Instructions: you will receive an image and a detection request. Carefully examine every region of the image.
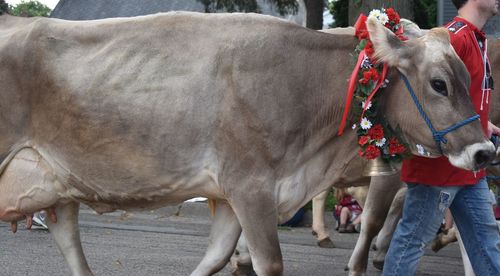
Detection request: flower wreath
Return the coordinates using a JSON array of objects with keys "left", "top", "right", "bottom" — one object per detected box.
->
[{"left": 339, "top": 8, "right": 410, "bottom": 162}]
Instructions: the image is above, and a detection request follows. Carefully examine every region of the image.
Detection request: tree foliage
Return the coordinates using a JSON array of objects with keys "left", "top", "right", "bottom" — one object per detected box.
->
[
  {"left": 197, "top": 0, "right": 298, "bottom": 16},
  {"left": 329, "top": 0, "right": 437, "bottom": 29},
  {"left": 0, "top": 0, "right": 8, "bottom": 14},
  {"left": 327, "top": 0, "right": 348, "bottom": 27},
  {"left": 413, "top": 0, "right": 437, "bottom": 28},
  {"left": 9, "top": 0, "right": 51, "bottom": 17}
]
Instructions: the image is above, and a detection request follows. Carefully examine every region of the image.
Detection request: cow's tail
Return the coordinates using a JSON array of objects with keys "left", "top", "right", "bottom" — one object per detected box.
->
[{"left": 207, "top": 198, "right": 217, "bottom": 217}]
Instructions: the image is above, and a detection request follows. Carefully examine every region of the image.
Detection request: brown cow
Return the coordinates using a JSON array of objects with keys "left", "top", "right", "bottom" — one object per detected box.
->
[
  {"left": 349, "top": 37, "right": 500, "bottom": 275},
  {"left": 0, "top": 12, "right": 495, "bottom": 276}
]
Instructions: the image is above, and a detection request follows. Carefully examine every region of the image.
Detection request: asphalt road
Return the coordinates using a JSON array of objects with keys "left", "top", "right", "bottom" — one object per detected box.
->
[{"left": 0, "top": 202, "right": 465, "bottom": 275}]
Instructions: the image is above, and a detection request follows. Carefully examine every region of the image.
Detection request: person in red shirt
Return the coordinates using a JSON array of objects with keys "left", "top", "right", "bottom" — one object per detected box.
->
[{"left": 383, "top": 1, "right": 500, "bottom": 275}]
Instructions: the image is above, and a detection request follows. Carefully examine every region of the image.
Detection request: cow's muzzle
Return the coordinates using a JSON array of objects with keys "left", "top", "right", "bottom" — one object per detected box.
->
[{"left": 449, "top": 141, "right": 496, "bottom": 171}]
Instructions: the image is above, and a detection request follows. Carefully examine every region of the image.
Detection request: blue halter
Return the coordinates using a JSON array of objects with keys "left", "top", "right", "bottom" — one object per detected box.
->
[{"left": 399, "top": 72, "right": 480, "bottom": 154}]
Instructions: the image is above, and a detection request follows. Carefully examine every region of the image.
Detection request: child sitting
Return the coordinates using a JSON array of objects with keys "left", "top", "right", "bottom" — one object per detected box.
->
[{"left": 334, "top": 188, "right": 363, "bottom": 233}]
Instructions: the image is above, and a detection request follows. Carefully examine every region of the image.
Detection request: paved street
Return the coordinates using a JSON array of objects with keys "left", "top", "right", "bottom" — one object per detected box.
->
[{"left": 0, "top": 202, "right": 464, "bottom": 275}]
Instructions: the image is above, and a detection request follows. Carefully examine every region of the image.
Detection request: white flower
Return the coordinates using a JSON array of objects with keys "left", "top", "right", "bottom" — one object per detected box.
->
[
  {"left": 352, "top": 124, "right": 357, "bottom": 130},
  {"left": 368, "top": 9, "right": 381, "bottom": 21},
  {"left": 362, "top": 100, "right": 372, "bottom": 110},
  {"left": 375, "top": 138, "right": 386, "bottom": 147},
  {"left": 416, "top": 144, "right": 425, "bottom": 155},
  {"left": 378, "top": 13, "right": 389, "bottom": 25},
  {"left": 360, "top": 117, "right": 372, "bottom": 130},
  {"left": 381, "top": 79, "right": 389, "bottom": 88},
  {"left": 368, "top": 9, "right": 389, "bottom": 26},
  {"left": 361, "top": 56, "right": 372, "bottom": 69}
]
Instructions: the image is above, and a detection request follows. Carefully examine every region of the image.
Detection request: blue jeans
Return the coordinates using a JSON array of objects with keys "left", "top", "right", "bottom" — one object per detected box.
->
[{"left": 383, "top": 178, "right": 500, "bottom": 276}]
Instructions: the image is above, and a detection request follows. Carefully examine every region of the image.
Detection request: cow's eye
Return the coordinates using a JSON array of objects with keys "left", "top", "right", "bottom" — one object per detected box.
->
[{"left": 430, "top": 79, "right": 448, "bottom": 96}]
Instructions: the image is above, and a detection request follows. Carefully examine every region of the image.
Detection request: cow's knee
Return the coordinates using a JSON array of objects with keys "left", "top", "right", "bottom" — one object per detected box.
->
[{"left": 264, "top": 261, "right": 283, "bottom": 276}]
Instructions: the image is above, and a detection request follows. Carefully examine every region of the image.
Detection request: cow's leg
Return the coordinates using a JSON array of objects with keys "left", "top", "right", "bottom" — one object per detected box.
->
[
  {"left": 230, "top": 193, "right": 282, "bottom": 276},
  {"left": 191, "top": 200, "right": 241, "bottom": 276},
  {"left": 372, "top": 186, "right": 406, "bottom": 270},
  {"left": 47, "top": 201, "right": 92, "bottom": 276},
  {"left": 230, "top": 233, "right": 256, "bottom": 276},
  {"left": 431, "top": 226, "right": 458, "bottom": 252},
  {"left": 347, "top": 174, "right": 402, "bottom": 276},
  {"left": 311, "top": 189, "right": 334, "bottom": 248}
]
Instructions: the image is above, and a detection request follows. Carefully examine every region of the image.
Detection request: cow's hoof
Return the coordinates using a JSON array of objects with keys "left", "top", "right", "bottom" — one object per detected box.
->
[
  {"left": 317, "top": 237, "right": 335, "bottom": 248},
  {"left": 373, "top": 259, "right": 384, "bottom": 271},
  {"left": 231, "top": 264, "right": 257, "bottom": 276},
  {"left": 431, "top": 238, "right": 444, "bottom": 252}
]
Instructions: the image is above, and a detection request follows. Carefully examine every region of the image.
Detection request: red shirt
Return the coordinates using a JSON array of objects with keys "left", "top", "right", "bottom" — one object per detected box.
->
[
  {"left": 334, "top": 195, "right": 362, "bottom": 218},
  {"left": 400, "top": 17, "right": 492, "bottom": 186}
]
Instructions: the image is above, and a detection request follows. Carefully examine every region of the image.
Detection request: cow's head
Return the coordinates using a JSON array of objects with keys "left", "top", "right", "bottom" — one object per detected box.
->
[{"left": 366, "top": 17, "right": 495, "bottom": 170}]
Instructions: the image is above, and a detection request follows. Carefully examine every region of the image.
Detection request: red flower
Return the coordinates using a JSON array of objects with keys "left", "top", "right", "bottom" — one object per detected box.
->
[
  {"left": 357, "top": 30, "right": 369, "bottom": 40},
  {"left": 359, "top": 77, "right": 370, "bottom": 85},
  {"left": 368, "top": 124, "right": 384, "bottom": 140},
  {"left": 368, "top": 67, "right": 379, "bottom": 81},
  {"left": 363, "top": 145, "right": 381, "bottom": 160},
  {"left": 358, "top": 135, "right": 370, "bottom": 146},
  {"left": 354, "top": 14, "right": 369, "bottom": 40},
  {"left": 388, "top": 138, "right": 406, "bottom": 154},
  {"left": 364, "top": 40, "right": 375, "bottom": 58},
  {"left": 385, "top": 8, "right": 400, "bottom": 25},
  {"left": 359, "top": 67, "right": 379, "bottom": 85}
]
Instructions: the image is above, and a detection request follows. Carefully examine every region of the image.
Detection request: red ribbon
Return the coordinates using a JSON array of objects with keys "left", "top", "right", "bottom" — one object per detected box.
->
[
  {"left": 337, "top": 49, "right": 366, "bottom": 136},
  {"left": 354, "top": 14, "right": 368, "bottom": 40},
  {"left": 338, "top": 14, "right": 368, "bottom": 136},
  {"left": 360, "top": 63, "right": 388, "bottom": 119},
  {"left": 337, "top": 14, "right": 404, "bottom": 136}
]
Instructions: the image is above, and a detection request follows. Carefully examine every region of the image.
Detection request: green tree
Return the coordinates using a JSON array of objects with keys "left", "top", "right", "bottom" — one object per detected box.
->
[
  {"left": 0, "top": 0, "right": 8, "bottom": 14},
  {"left": 196, "top": 0, "right": 324, "bottom": 30},
  {"left": 328, "top": 0, "right": 348, "bottom": 27},
  {"left": 413, "top": 0, "right": 437, "bottom": 28},
  {"left": 329, "top": 0, "right": 436, "bottom": 28},
  {"left": 348, "top": 0, "right": 414, "bottom": 25},
  {"left": 9, "top": 0, "right": 51, "bottom": 17}
]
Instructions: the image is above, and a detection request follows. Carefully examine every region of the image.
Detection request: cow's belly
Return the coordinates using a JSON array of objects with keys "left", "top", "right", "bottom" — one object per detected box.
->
[
  {"left": 77, "top": 168, "right": 221, "bottom": 214},
  {"left": 0, "top": 146, "right": 222, "bottom": 219}
]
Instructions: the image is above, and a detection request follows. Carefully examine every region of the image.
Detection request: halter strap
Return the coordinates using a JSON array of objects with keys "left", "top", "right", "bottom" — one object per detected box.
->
[{"left": 399, "top": 73, "right": 480, "bottom": 153}]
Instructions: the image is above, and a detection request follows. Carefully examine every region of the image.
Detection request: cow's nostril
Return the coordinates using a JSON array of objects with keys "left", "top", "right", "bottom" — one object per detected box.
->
[{"left": 474, "top": 149, "right": 495, "bottom": 169}]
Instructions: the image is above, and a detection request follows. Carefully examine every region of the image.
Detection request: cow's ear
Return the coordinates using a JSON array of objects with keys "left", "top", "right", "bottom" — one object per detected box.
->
[
  {"left": 366, "top": 17, "right": 410, "bottom": 70},
  {"left": 426, "top": 27, "right": 450, "bottom": 45},
  {"left": 401, "top": 18, "right": 425, "bottom": 39}
]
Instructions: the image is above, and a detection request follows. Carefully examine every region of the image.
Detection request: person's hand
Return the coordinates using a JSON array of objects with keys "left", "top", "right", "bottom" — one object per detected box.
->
[{"left": 487, "top": 121, "right": 500, "bottom": 138}]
